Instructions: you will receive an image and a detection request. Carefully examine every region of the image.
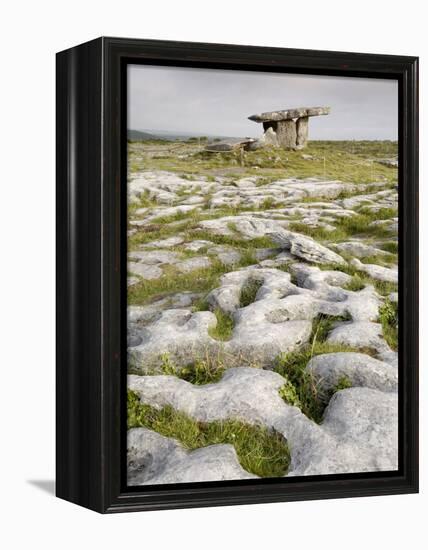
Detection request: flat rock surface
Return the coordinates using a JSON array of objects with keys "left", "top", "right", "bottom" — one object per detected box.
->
[
  {"left": 128, "top": 428, "right": 256, "bottom": 485},
  {"left": 306, "top": 352, "right": 398, "bottom": 393}
]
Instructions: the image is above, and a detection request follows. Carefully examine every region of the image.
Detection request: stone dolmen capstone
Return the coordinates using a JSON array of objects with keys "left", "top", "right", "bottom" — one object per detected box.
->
[{"left": 248, "top": 106, "right": 330, "bottom": 150}]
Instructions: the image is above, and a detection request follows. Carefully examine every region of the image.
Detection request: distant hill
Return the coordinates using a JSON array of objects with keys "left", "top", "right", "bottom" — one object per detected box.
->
[
  {"left": 127, "top": 129, "right": 161, "bottom": 141},
  {"left": 129, "top": 128, "right": 247, "bottom": 141}
]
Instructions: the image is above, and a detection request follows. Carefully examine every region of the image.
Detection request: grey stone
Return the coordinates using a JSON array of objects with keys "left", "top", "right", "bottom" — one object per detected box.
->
[
  {"left": 248, "top": 107, "right": 330, "bottom": 123},
  {"left": 290, "top": 264, "right": 381, "bottom": 321},
  {"left": 335, "top": 241, "right": 391, "bottom": 259},
  {"left": 127, "top": 276, "right": 139, "bottom": 287},
  {"left": 128, "top": 250, "right": 179, "bottom": 265},
  {"left": 389, "top": 292, "right": 398, "bottom": 303},
  {"left": 128, "top": 292, "right": 202, "bottom": 327},
  {"left": 274, "top": 119, "right": 297, "bottom": 149},
  {"left": 351, "top": 258, "right": 398, "bottom": 283},
  {"left": 179, "top": 195, "right": 205, "bottom": 205},
  {"left": 205, "top": 138, "right": 255, "bottom": 152},
  {"left": 306, "top": 352, "right": 398, "bottom": 393},
  {"left": 327, "top": 321, "right": 392, "bottom": 354},
  {"left": 287, "top": 387, "right": 398, "bottom": 475},
  {"left": 248, "top": 127, "right": 279, "bottom": 150},
  {"left": 175, "top": 256, "right": 211, "bottom": 272},
  {"left": 254, "top": 248, "right": 279, "bottom": 261},
  {"left": 377, "top": 158, "right": 398, "bottom": 168},
  {"left": 128, "top": 367, "right": 297, "bottom": 426},
  {"left": 128, "top": 309, "right": 217, "bottom": 372},
  {"left": 207, "top": 268, "right": 294, "bottom": 314},
  {"left": 230, "top": 298, "right": 313, "bottom": 365},
  {"left": 128, "top": 262, "right": 163, "bottom": 280},
  {"left": 142, "top": 236, "right": 184, "bottom": 248},
  {"left": 322, "top": 388, "right": 398, "bottom": 469},
  {"left": 296, "top": 117, "right": 309, "bottom": 149},
  {"left": 270, "top": 229, "right": 347, "bottom": 265},
  {"left": 199, "top": 215, "right": 285, "bottom": 239},
  {"left": 208, "top": 246, "right": 241, "bottom": 266},
  {"left": 128, "top": 428, "right": 256, "bottom": 485},
  {"left": 183, "top": 239, "right": 213, "bottom": 252}
]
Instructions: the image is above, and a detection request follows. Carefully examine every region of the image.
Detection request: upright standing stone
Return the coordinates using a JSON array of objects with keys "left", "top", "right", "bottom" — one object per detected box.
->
[
  {"left": 296, "top": 116, "right": 309, "bottom": 149},
  {"left": 276, "top": 120, "right": 297, "bottom": 148}
]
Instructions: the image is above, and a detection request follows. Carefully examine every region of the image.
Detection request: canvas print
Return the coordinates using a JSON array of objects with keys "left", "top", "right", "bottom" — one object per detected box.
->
[{"left": 126, "top": 65, "right": 398, "bottom": 486}]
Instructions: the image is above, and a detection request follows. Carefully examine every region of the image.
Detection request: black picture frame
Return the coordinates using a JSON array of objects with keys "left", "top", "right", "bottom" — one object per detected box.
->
[{"left": 56, "top": 36, "right": 419, "bottom": 514}]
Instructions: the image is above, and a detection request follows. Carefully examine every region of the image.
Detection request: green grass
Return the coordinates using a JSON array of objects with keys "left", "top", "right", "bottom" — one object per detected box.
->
[
  {"left": 318, "top": 262, "right": 398, "bottom": 296},
  {"left": 343, "top": 274, "right": 366, "bottom": 291},
  {"left": 128, "top": 391, "right": 291, "bottom": 477},
  {"left": 288, "top": 222, "right": 347, "bottom": 242},
  {"left": 128, "top": 140, "right": 398, "bottom": 185},
  {"left": 310, "top": 312, "right": 351, "bottom": 341},
  {"left": 150, "top": 209, "right": 202, "bottom": 225},
  {"left": 128, "top": 232, "right": 277, "bottom": 306},
  {"left": 128, "top": 191, "right": 158, "bottom": 218},
  {"left": 261, "top": 197, "right": 277, "bottom": 209},
  {"left": 333, "top": 376, "right": 353, "bottom": 393},
  {"left": 208, "top": 308, "right": 234, "bottom": 341},
  {"left": 359, "top": 254, "right": 396, "bottom": 267},
  {"left": 186, "top": 229, "right": 276, "bottom": 251},
  {"left": 128, "top": 220, "right": 190, "bottom": 250},
  {"left": 334, "top": 212, "right": 393, "bottom": 238},
  {"left": 239, "top": 279, "right": 263, "bottom": 307},
  {"left": 159, "top": 352, "right": 226, "bottom": 385},
  {"left": 358, "top": 206, "right": 397, "bottom": 220},
  {"left": 128, "top": 253, "right": 257, "bottom": 306},
  {"left": 289, "top": 208, "right": 395, "bottom": 243},
  {"left": 378, "top": 299, "right": 398, "bottom": 350},
  {"left": 274, "top": 313, "right": 376, "bottom": 423},
  {"left": 379, "top": 241, "right": 398, "bottom": 254},
  {"left": 128, "top": 261, "right": 224, "bottom": 305},
  {"left": 341, "top": 272, "right": 398, "bottom": 296},
  {"left": 278, "top": 380, "right": 302, "bottom": 409},
  {"left": 374, "top": 280, "right": 398, "bottom": 296}
]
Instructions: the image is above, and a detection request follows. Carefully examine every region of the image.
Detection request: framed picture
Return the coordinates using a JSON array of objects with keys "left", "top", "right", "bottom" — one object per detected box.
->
[{"left": 56, "top": 37, "right": 418, "bottom": 513}]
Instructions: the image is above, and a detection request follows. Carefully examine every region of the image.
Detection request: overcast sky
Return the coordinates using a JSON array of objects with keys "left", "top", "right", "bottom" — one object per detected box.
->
[{"left": 128, "top": 64, "right": 398, "bottom": 140}]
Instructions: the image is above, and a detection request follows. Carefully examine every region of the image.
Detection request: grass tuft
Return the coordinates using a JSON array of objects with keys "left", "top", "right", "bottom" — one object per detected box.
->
[
  {"left": 159, "top": 352, "right": 226, "bottom": 385},
  {"left": 343, "top": 274, "right": 366, "bottom": 291},
  {"left": 332, "top": 375, "right": 353, "bottom": 393},
  {"left": 310, "top": 313, "right": 352, "bottom": 344},
  {"left": 378, "top": 299, "right": 398, "bottom": 350},
  {"left": 239, "top": 279, "right": 263, "bottom": 307},
  {"left": 208, "top": 308, "right": 234, "bottom": 341},
  {"left": 379, "top": 241, "right": 398, "bottom": 254}
]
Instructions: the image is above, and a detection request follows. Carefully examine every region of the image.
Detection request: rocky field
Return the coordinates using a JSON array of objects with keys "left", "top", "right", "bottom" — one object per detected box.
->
[{"left": 126, "top": 140, "right": 398, "bottom": 485}]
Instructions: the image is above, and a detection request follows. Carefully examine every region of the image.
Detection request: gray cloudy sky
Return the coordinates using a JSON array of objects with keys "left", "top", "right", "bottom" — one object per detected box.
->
[{"left": 128, "top": 64, "right": 398, "bottom": 140}]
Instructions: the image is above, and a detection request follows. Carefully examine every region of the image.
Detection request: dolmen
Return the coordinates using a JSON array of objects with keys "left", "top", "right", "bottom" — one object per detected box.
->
[{"left": 248, "top": 106, "right": 330, "bottom": 150}]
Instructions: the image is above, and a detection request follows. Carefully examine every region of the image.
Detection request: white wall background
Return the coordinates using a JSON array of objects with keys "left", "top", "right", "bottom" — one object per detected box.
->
[{"left": 0, "top": 1, "right": 425, "bottom": 548}]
